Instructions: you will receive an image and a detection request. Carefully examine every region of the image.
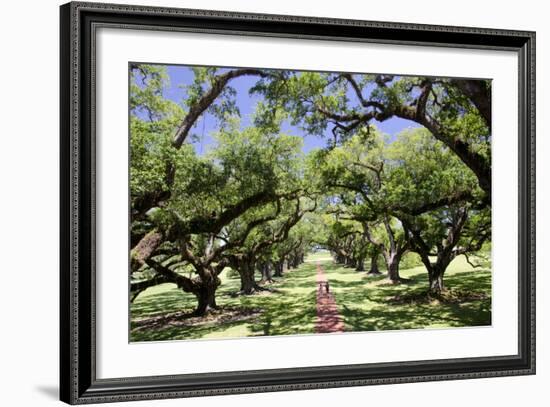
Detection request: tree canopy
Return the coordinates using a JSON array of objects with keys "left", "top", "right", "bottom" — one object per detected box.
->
[{"left": 129, "top": 64, "right": 492, "bottom": 316}]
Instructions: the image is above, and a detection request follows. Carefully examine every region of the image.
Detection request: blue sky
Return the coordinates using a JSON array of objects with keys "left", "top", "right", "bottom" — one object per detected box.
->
[{"left": 160, "top": 65, "right": 419, "bottom": 155}]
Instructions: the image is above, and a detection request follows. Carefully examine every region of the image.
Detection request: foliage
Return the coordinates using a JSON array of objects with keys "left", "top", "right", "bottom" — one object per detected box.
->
[
  {"left": 129, "top": 65, "right": 187, "bottom": 204},
  {"left": 128, "top": 63, "right": 493, "bottom": 327}
]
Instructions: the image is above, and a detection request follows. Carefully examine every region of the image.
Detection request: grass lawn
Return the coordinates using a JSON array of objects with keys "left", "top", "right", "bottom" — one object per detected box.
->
[
  {"left": 130, "top": 251, "right": 491, "bottom": 342},
  {"left": 130, "top": 261, "right": 319, "bottom": 342},
  {"left": 325, "top": 255, "right": 491, "bottom": 332}
]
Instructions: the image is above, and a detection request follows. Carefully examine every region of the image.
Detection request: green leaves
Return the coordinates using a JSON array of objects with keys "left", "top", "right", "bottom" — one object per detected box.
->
[
  {"left": 384, "top": 128, "right": 480, "bottom": 210},
  {"left": 129, "top": 64, "right": 492, "bottom": 294}
]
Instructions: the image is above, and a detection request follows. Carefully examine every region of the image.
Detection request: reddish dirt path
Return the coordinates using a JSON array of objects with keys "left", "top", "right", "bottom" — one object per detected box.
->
[{"left": 315, "top": 263, "right": 345, "bottom": 334}]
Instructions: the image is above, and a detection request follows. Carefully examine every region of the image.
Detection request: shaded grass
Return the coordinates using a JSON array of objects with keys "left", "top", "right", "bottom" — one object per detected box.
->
[
  {"left": 130, "top": 253, "right": 491, "bottom": 341},
  {"left": 130, "top": 262, "right": 318, "bottom": 342},
  {"left": 324, "top": 255, "right": 491, "bottom": 332}
]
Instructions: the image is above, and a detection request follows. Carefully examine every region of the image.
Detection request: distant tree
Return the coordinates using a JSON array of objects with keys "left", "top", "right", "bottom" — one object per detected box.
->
[{"left": 223, "top": 197, "right": 314, "bottom": 294}]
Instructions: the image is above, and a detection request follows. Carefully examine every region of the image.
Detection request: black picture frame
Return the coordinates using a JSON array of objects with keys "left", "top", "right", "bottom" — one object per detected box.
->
[{"left": 60, "top": 1, "right": 536, "bottom": 404}]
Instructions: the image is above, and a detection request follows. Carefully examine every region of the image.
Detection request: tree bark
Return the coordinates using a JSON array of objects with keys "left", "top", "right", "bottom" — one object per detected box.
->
[
  {"left": 428, "top": 268, "right": 445, "bottom": 294},
  {"left": 401, "top": 206, "right": 470, "bottom": 295},
  {"left": 385, "top": 252, "right": 404, "bottom": 283},
  {"left": 423, "top": 254, "right": 454, "bottom": 295},
  {"left": 355, "top": 254, "right": 365, "bottom": 272},
  {"left": 292, "top": 256, "right": 301, "bottom": 268},
  {"left": 194, "top": 278, "right": 219, "bottom": 316},
  {"left": 130, "top": 230, "right": 164, "bottom": 272},
  {"left": 229, "top": 255, "right": 264, "bottom": 295},
  {"left": 367, "top": 253, "right": 381, "bottom": 275},
  {"left": 259, "top": 262, "right": 274, "bottom": 283},
  {"left": 450, "top": 79, "right": 491, "bottom": 129},
  {"left": 363, "top": 218, "right": 408, "bottom": 283},
  {"left": 273, "top": 260, "right": 284, "bottom": 277},
  {"left": 287, "top": 254, "right": 297, "bottom": 269},
  {"left": 240, "top": 260, "right": 258, "bottom": 294},
  {"left": 187, "top": 264, "right": 222, "bottom": 316}
]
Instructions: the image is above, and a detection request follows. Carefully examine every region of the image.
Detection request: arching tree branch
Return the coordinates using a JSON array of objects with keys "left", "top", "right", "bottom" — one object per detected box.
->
[{"left": 173, "top": 69, "right": 273, "bottom": 148}]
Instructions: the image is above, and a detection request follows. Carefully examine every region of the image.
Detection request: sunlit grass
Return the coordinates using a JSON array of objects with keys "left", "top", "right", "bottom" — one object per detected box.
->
[
  {"left": 324, "top": 254, "right": 491, "bottom": 332},
  {"left": 305, "top": 250, "right": 333, "bottom": 262},
  {"left": 130, "top": 262, "right": 318, "bottom": 342},
  {"left": 130, "top": 252, "right": 491, "bottom": 341}
]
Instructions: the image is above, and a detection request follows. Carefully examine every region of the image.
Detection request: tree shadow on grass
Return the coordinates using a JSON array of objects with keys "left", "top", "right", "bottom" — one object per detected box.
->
[
  {"left": 129, "top": 260, "right": 491, "bottom": 341},
  {"left": 130, "top": 316, "right": 259, "bottom": 342},
  {"left": 247, "top": 291, "right": 318, "bottom": 336},
  {"left": 341, "top": 299, "right": 491, "bottom": 332},
  {"left": 444, "top": 270, "right": 492, "bottom": 292},
  {"left": 131, "top": 284, "right": 197, "bottom": 318},
  {"left": 130, "top": 261, "right": 320, "bottom": 341},
  {"left": 333, "top": 268, "right": 492, "bottom": 332}
]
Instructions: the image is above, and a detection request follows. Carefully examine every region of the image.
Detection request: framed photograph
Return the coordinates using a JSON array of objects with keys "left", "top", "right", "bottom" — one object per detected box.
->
[{"left": 60, "top": 1, "right": 535, "bottom": 404}]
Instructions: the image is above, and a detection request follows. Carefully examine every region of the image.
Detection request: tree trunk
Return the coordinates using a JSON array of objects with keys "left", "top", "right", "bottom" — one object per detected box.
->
[
  {"left": 240, "top": 260, "right": 258, "bottom": 294},
  {"left": 273, "top": 260, "right": 284, "bottom": 277},
  {"left": 285, "top": 258, "right": 291, "bottom": 271},
  {"left": 367, "top": 253, "right": 381, "bottom": 275},
  {"left": 192, "top": 270, "right": 220, "bottom": 316},
  {"left": 355, "top": 255, "right": 365, "bottom": 272},
  {"left": 290, "top": 254, "right": 300, "bottom": 269},
  {"left": 194, "top": 282, "right": 218, "bottom": 316},
  {"left": 334, "top": 252, "right": 345, "bottom": 264},
  {"left": 130, "top": 230, "right": 163, "bottom": 272},
  {"left": 344, "top": 256, "right": 355, "bottom": 268},
  {"left": 385, "top": 252, "right": 403, "bottom": 283},
  {"left": 425, "top": 253, "right": 454, "bottom": 295},
  {"left": 412, "top": 244, "right": 455, "bottom": 295},
  {"left": 286, "top": 256, "right": 293, "bottom": 269},
  {"left": 260, "top": 262, "right": 274, "bottom": 283},
  {"left": 230, "top": 256, "right": 265, "bottom": 295},
  {"left": 145, "top": 258, "right": 220, "bottom": 317},
  {"left": 428, "top": 269, "right": 445, "bottom": 294}
]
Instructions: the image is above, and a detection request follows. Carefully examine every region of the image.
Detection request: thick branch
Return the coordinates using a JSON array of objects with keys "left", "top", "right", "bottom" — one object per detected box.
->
[
  {"left": 130, "top": 230, "right": 164, "bottom": 272},
  {"left": 130, "top": 273, "right": 170, "bottom": 302},
  {"left": 145, "top": 258, "right": 197, "bottom": 293},
  {"left": 253, "top": 199, "right": 316, "bottom": 255},
  {"left": 205, "top": 200, "right": 282, "bottom": 264},
  {"left": 342, "top": 74, "right": 386, "bottom": 111},
  {"left": 383, "top": 215, "right": 396, "bottom": 252},
  {"left": 391, "top": 190, "right": 475, "bottom": 216},
  {"left": 450, "top": 79, "right": 491, "bottom": 129},
  {"left": 309, "top": 78, "right": 492, "bottom": 200},
  {"left": 179, "top": 189, "right": 299, "bottom": 237},
  {"left": 173, "top": 69, "right": 272, "bottom": 147}
]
